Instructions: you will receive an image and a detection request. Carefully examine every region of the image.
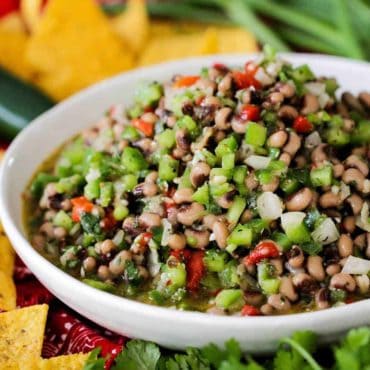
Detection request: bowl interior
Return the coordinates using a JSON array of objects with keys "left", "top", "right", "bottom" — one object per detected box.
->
[{"left": 1, "top": 53, "right": 370, "bottom": 351}]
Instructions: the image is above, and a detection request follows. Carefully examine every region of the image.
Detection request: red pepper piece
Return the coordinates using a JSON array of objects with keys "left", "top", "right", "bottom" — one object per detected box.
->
[
  {"left": 101, "top": 210, "right": 117, "bottom": 230},
  {"left": 293, "top": 115, "right": 313, "bottom": 134},
  {"left": 0, "top": 0, "right": 19, "bottom": 18},
  {"left": 241, "top": 304, "right": 261, "bottom": 316},
  {"left": 186, "top": 250, "right": 205, "bottom": 293},
  {"left": 132, "top": 118, "right": 154, "bottom": 137},
  {"left": 233, "top": 61, "right": 261, "bottom": 89},
  {"left": 244, "top": 240, "right": 280, "bottom": 266},
  {"left": 240, "top": 104, "right": 260, "bottom": 122},
  {"left": 173, "top": 75, "right": 200, "bottom": 88},
  {"left": 71, "top": 196, "right": 94, "bottom": 222},
  {"left": 213, "top": 62, "right": 228, "bottom": 72},
  {"left": 16, "top": 279, "right": 54, "bottom": 307}
]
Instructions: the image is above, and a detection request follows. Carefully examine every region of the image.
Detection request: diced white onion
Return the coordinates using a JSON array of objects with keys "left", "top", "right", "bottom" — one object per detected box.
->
[
  {"left": 342, "top": 256, "right": 370, "bottom": 275},
  {"left": 86, "top": 168, "right": 101, "bottom": 182},
  {"left": 161, "top": 219, "right": 172, "bottom": 246},
  {"left": 254, "top": 67, "right": 274, "bottom": 86},
  {"left": 245, "top": 155, "right": 271, "bottom": 170},
  {"left": 148, "top": 243, "right": 161, "bottom": 277},
  {"left": 112, "top": 230, "right": 124, "bottom": 246},
  {"left": 285, "top": 262, "right": 305, "bottom": 275},
  {"left": 356, "top": 202, "right": 370, "bottom": 232},
  {"left": 257, "top": 192, "right": 283, "bottom": 220},
  {"left": 304, "top": 131, "right": 322, "bottom": 149},
  {"left": 281, "top": 212, "right": 306, "bottom": 231},
  {"left": 318, "top": 92, "right": 330, "bottom": 108},
  {"left": 304, "top": 82, "right": 325, "bottom": 96},
  {"left": 311, "top": 218, "right": 339, "bottom": 245},
  {"left": 339, "top": 182, "right": 351, "bottom": 201}
]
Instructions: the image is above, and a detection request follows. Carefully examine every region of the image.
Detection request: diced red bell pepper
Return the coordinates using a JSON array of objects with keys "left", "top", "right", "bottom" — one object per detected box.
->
[
  {"left": 186, "top": 250, "right": 205, "bottom": 293},
  {"left": 233, "top": 61, "right": 261, "bottom": 89},
  {"left": 71, "top": 196, "right": 94, "bottom": 222},
  {"left": 101, "top": 211, "right": 117, "bottom": 230},
  {"left": 173, "top": 75, "right": 200, "bottom": 88},
  {"left": 213, "top": 62, "right": 228, "bottom": 72},
  {"left": 244, "top": 240, "right": 280, "bottom": 266},
  {"left": 293, "top": 115, "right": 313, "bottom": 134},
  {"left": 170, "top": 248, "right": 205, "bottom": 292},
  {"left": 240, "top": 104, "right": 260, "bottom": 122},
  {"left": 241, "top": 304, "right": 261, "bottom": 316},
  {"left": 132, "top": 118, "right": 154, "bottom": 137},
  {"left": 0, "top": 0, "right": 19, "bottom": 18}
]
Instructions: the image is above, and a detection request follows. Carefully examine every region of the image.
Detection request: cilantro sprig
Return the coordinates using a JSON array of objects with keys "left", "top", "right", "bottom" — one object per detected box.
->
[{"left": 84, "top": 327, "right": 370, "bottom": 370}]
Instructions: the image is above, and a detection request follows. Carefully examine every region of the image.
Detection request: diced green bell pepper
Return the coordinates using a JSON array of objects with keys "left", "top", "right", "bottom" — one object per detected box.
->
[
  {"left": 245, "top": 122, "right": 267, "bottom": 147},
  {"left": 158, "top": 154, "right": 179, "bottom": 181},
  {"left": 227, "top": 223, "right": 252, "bottom": 247},
  {"left": 121, "top": 147, "right": 148, "bottom": 173},
  {"left": 310, "top": 165, "right": 333, "bottom": 187}
]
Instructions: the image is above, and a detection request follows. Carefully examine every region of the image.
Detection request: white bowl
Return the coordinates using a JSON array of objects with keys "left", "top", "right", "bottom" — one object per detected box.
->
[{"left": 1, "top": 53, "right": 370, "bottom": 353}]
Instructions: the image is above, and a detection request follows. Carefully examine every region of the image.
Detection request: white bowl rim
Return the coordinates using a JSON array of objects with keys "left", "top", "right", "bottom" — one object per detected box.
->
[{"left": 1, "top": 52, "right": 370, "bottom": 335}]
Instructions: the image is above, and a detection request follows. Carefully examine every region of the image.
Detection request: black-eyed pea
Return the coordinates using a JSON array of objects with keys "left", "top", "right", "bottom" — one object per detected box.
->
[
  {"left": 286, "top": 187, "right": 312, "bottom": 211},
  {"left": 83, "top": 256, "right": 97, "bottom": 273},
  {"left": 173, "top": 188, "right": 194, "bottom": 204},
  {"left": 346, "top": 194, "right": 363, "bottom": 215},
  {"left": 267, "top": 130, "right": 288, "bottom": 148},
  {"left": 100, "top": 239, "right": 116, "bottom": 255},
  {"left": 342, "top": 168, "right": 365, "bottom": 192},
  {"left": 185, "top": 229, "right": 210, "bottom": 249},
  {"left": 326, "top": 264, "right": 341, "bottom": 276},
  {"left": 307, "top": 256, "right": 325, "bottom": 281},
  {"left": 279, "top": 276, "right": 298, "bottom": 302},
  {"left": 337, "top": 234, "right": 353, "bottom": 258},
  {"left": 315, "top": 288, "right": 330, "bottom": 310},
  {"left": 167, "top": 233, "right": 186, "bottom": 250},
  {"left": 212, "top": 220, "right": 229, "bottom": 249},
  {"left": 343, "top": 216, "right": 356, "bottom": 233},
  {"left": 287, "top": 246, "right": 304, "bottom": 268},
  {"left": 97, "top": 265, "right": 111, "bottom": 280},
  {"left": 177, "top": 203, "right": 204, "bottom": 226},
  {"left": 330, "top": 273, "right": 356, "bottom": 292},
  {"left": 267, "top": 293, "right": 291, "bottom": 311},
  {"left": 260, "top": 303, "right": 274, "bottom": 315}
]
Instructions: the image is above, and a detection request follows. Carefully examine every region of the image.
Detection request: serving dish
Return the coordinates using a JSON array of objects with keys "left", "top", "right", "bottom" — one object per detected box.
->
[{"left": 1, "top": 53, "right": 369, "bottom": 352}]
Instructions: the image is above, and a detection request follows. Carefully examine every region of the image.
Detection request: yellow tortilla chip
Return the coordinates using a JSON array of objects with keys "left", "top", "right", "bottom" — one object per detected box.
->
[
  {"left": 0, "top": 271, "right": 16, "bottom": 311},
  {"left": 111, "top": 0, "right": 149, "bottom": 55},
  {"left": 139, "top": 27, "right": 218, "bottom": 66},
  {"left": 0, "top": 14, "right": 34, "bottom": 81},
  {"left": 38, "top": 353, "right": 90, "bottom": 370},
  {"left": 150, "top": 20, "right": 210, "bottom": 37},
  {"left": 0, "top": 233, "right": 15, "bottom": 276},
  {"left": 0, "top": 305, "right": 48, "bottom": 365},
  {"left": 27, "top": 0, "right": 134, "bottom": 100},
  {"left": 216, "top": 27, "right": 258, "bottom": 53},
  {"left": 20, "top": 0, "right": 44, "bottom": 32}
]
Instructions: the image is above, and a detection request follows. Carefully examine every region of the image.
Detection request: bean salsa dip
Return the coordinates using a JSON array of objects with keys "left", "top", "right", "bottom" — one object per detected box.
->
[{"left": 24, "top": 50, "right": 370, "bottom": 316}]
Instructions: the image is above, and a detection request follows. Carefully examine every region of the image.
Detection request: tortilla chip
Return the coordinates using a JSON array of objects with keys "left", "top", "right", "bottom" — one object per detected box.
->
[
  {"left": 0, "top": 14, "right": 34, "bottom": 82},
  {"left": 27, "top": 0, "right": 134, "bottom": 100},
  {"left": 20, "top": 0, "right": 44, "bottom": 32},
  {"left": 0, "top": 271, "right": 16, "bottom": 311},
  {"left": 0, "top": 233, "right": 15, "bottom": 277},
  {"left": 216, "top": 27, "right": 258, "bottom": 53},
  {"left": 150, "top": 20, "right": 210, "bottom": 37},
  {"left": 38, "top": 353, "right": 90, "bottom": 370},
  {"left": 139, "top": 27, "right": 218, "bottom": 66},
  {"left": 111, "top": 0, "right": 149, "bottom": 55},
  {"left": 0, "top": 305, "right": 48, "bottom": 365}
]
